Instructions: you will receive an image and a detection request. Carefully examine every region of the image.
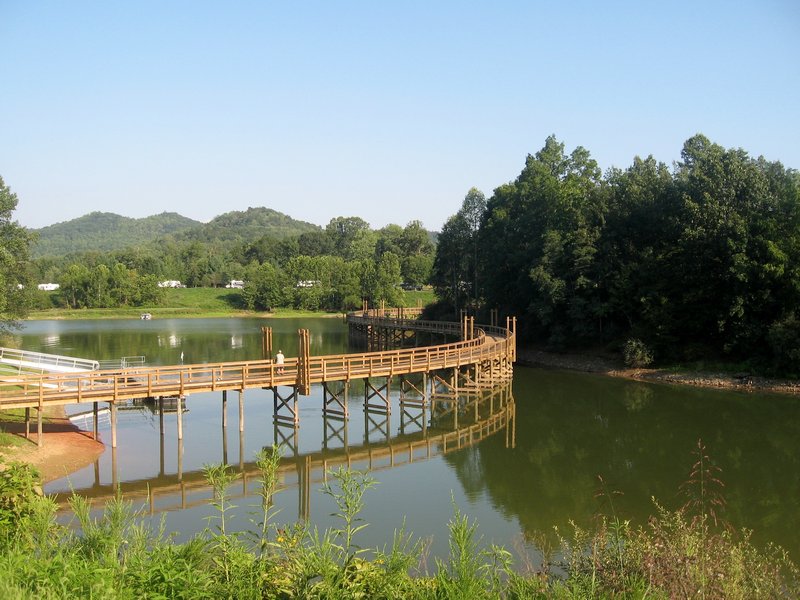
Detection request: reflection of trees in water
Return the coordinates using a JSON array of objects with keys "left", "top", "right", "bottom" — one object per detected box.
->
[
  {"left": 19, "top": 318, "right": 349, "bottom": 365},
  {"left": 444, "top": 367, "right": 800, "bottom": 558}
]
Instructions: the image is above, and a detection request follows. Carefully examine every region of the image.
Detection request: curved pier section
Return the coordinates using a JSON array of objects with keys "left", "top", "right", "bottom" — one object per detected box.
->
[{"left": 0, "top": 310, "right": 516, "bottom": 450}]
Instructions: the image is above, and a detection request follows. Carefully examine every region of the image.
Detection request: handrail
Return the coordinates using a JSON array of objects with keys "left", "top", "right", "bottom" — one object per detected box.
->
[
  {"left": 0, "top": 347, "right": 100, "bottom": 373},
  {"left": 0, "top": 312, "right": 514, "bottom": 410}
]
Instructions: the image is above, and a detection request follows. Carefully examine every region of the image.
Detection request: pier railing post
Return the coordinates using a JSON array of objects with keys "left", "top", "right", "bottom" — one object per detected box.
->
[
  {"left": 297, "top": 329, "right": 311, "bottom": 395},
  {"left": 262, "top": 326, "right": 273, "bottom": 360}
]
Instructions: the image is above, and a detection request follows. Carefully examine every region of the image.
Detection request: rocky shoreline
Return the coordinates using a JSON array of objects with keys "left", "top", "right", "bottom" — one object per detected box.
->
[{"left": 516, "top": 347, "right": 800, "bottom": 396}]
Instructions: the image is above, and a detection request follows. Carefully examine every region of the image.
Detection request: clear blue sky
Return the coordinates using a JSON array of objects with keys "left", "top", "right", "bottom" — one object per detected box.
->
[{"left": 2, "top": 1, "right": 798, "bottom": 232}]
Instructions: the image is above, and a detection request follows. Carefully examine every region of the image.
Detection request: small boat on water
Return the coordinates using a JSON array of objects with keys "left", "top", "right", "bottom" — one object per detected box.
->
[{"left": 140, "top": 313, "right": 152, "bottom": 320}]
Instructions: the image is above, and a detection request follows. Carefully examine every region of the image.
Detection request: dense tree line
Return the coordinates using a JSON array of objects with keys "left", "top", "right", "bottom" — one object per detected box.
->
[
  {"left": 29, "top": 215, "right": 434, "bottom": 313},
  {"left": 58, "top": 263, "right": 164, "bottom": 309},
  {"left": 433, "top": 135, "right": 800, "bottom": 373},
  {"left": 0, "top": 176, "right": 35, "bottom": 332}
]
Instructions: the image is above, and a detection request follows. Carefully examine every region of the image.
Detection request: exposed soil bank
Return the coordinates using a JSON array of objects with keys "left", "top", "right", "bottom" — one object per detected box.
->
[
  {"left": 0, "top": 407, "right": 105, "bottom": 483},
  {"left": 517, "top": 347, "right": 800, "bottom": 395}
]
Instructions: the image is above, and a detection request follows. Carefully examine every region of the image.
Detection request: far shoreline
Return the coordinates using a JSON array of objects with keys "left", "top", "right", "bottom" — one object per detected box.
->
[
  {"left": 24, "top": 309, "right": 346, "bottom": 321},
  {"left": 517, "top": 347, "right": 800, "bottom": 396}
]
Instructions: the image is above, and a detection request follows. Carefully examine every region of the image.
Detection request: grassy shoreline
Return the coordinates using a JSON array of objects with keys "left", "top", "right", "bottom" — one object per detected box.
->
[
  {"left": 26, "top": 307, "right": 343, "bottom": 320},
  {"left": 28, "top": 287, "right": 435, "bottom": 320}
]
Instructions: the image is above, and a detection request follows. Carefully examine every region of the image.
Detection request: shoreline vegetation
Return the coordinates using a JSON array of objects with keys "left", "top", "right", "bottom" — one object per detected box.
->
[
  {"left": 1, "top": 448, "right": 797, "bottom": 598},
  {"left": 25, "top": 287, "right": 436, "bottom": 320},
  {"left": 517, "top": 347, "right": 800, "bottom": 397}
]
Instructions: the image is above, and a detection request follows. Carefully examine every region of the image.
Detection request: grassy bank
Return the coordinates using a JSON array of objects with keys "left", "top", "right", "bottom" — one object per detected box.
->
[
  {"left": 0, "top": 407, "right": 63, "bottom": 461},
  {"left": 28, "top": 288, "right": 437, "bottom": 320}
]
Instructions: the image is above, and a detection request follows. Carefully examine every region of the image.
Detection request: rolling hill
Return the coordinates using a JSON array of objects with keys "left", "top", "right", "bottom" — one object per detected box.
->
[{"left": 31, "top": 207, "right": 321, "bottom": 258}]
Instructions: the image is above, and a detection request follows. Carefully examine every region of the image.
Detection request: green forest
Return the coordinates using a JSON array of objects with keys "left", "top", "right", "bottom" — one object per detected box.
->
[
  {"left": 432, "top": 134, "right": 800, "bottom": 374},
  {"left": 27, "top": 209, "right": 436, "bottom": 314},
  {"left": 2, "top": 133, "right": 799, "bottom": 373}
]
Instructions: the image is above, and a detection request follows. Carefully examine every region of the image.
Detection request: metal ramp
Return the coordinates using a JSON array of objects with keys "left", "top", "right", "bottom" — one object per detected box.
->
[{"left": 0, "top": 347, "right": 99, "bottom": 375}]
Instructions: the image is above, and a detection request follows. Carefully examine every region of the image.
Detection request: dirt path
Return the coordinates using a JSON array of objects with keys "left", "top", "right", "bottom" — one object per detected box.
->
[{"left": 0, "top": 407, "right": 105, "bottom": 483}]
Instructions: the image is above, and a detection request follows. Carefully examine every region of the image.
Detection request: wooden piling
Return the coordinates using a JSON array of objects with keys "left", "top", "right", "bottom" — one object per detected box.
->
[
  {"left": 238, "top": 390, "right": 244, "bottom": 433},
  {"left": 176, "top": 395, "right": 183, "bottom": 441},
  {"left": 261, "top": 326, "right": 273, "bottom": 360},
  {"left": 110, "top": 402, "right": 117, "bottom": 448}
]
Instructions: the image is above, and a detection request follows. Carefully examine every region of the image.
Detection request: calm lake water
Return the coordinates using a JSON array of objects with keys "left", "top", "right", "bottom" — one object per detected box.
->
[{"left": 16, "top": 317, "right": 800, "bottom": 561}]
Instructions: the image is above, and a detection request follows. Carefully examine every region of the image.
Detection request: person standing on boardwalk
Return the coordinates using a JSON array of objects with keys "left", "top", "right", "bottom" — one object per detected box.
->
[{"left": 275, "top": 349, "right": 285, "bottom": 374}]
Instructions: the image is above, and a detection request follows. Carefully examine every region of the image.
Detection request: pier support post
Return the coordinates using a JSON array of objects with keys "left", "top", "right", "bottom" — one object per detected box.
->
[
  {"left": 222, "top": 390, "right": 228, "bottom": 428},
  {"left": 274, "top": 419, "right": 299, "bottom": 456},
  {"left": 222, "top": 421, "right": 228, "bottom": 465},
  {"left": 399, "top": 373, "right": 428, "bottom": 435},
  {"left": 323, "top": 381, "right": 349, "bottom": 419},
  {"left": 364, "top": 377, "right": 391, "bottom": 414},
  {"left": 364, "top": 377, "right": 391, "bottom": 443},
  {"left": 110, "top": 402, "right": 118, "bottom": 448},
  {"left": 239, "top": 428, "right": 245, "bottom": 471},
  {"left": 24, "top": 407, "right": 30, "bottom": 439},
  {"left": 272, "top": 386, "right": 299, "bottom": 425},
  {"left": 93, "top": 403, "right": 99, "bottom": 441},
  {"left": 261, "top": 326, "right": 273, "bottom": 360},
  {"left": 159, "top": 431, "right": 165, "bottom": 476},
  {"left": 176, "top": 396, "right": 183, "bottom": 441},
  {"left": 298, "top": 455, "right": 312, "bottom": 522},
  {"left": 37, "top": 406, "right": 43, "bottom": 447},
  {"left": 111, "top": 446, "right": 118, "bottom": 488},
  {"left": 323, "top": 410, "right": 349, "bottom": 451},
  {"left": 177, "top": 438, "right": 184, "bottom": 480},
  {"left": 158, "top": 397, "right": 164, "bottom": 435},
  {"left": 297, "top": 329, "right": 311, "bottom": 396},
  {"left": 364, "top": 407, "right": 390, "bottom": 444},
  {"left": 238, "top": 390, "right": 244, "bottom": 433}
]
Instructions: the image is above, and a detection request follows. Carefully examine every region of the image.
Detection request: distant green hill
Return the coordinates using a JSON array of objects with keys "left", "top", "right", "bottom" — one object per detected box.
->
[
  {"left": 31, "top": 207, "right": 321, "bottom": 258},
  {"left": 173, "top": 207, "right": 320, "bottom": 246},
  {"left": 31, "top": 212, "right": 202, "bottom": 257}
]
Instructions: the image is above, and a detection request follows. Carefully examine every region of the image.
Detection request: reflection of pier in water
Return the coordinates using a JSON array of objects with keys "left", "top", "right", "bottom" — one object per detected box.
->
[{"left": 55, "top": 383, "right": 515, "bottom": 520}]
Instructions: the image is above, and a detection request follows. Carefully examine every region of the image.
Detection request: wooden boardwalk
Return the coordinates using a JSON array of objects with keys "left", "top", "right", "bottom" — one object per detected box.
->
[{"left": 0, "top": 310, "right": 516, "bottom": 448}]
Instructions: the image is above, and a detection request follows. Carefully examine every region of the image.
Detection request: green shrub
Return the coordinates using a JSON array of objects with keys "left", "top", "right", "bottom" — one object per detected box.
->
[
  {"left": 623, "top": 337, "right": 654, "bottom": 368},
  {"left": 767, "top": 314, "right": 800, "bottom": 376},
  {"left": 0, "top": 463, "right": 43, "bottom": 534}
]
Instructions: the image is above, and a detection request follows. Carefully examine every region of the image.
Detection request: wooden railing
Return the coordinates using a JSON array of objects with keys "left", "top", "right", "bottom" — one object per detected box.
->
[{"left": 0, "top": 312, "right": 514, "bottom": 410}]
